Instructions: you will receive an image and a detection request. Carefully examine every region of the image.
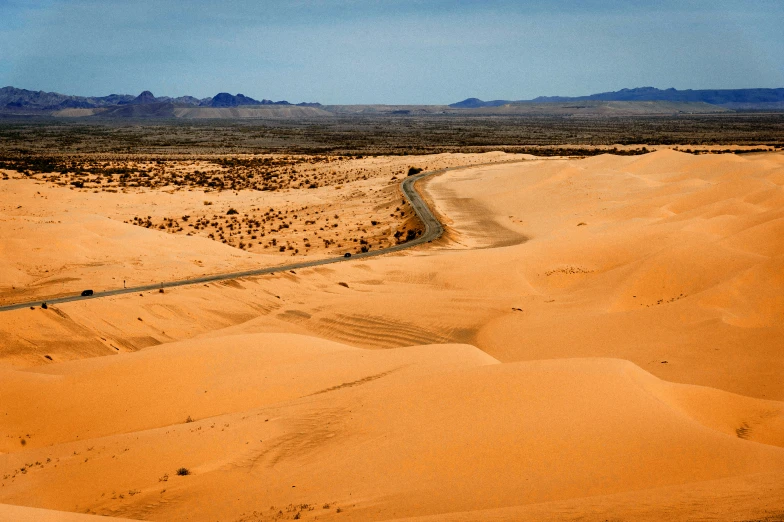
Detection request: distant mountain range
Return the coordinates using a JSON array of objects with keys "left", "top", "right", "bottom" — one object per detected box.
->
[
  {"left": 0, "top": 86, "right": 320, "bottom": 111},
  {"left": 450, "top": 87, "right": 784, "bottom": 110},
  {"left": 2, "top": 86, "right": 784, "bottom": 118}
]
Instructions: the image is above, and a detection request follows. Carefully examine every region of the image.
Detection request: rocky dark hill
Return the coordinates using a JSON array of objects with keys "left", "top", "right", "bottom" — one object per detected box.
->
[
  {"left": 129, "top": 90, "right": 158, "bottom": 104},
  {"left": 204, "top": 92, "right": 295, "bottom": 107},
  {"left": 448, "top": 97, "right": 510, "bottom": 109},
  {"left": 207, "top": 93, "right": 259, "bottom": 107}
]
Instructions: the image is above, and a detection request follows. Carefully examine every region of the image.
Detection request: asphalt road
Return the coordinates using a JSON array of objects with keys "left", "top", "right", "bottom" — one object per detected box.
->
[
  {"left": 1, "top": 160, "right": 527, "bottom": 313},
  {"left": 0, "top": 166, "right": 456, "bottom": 313}
]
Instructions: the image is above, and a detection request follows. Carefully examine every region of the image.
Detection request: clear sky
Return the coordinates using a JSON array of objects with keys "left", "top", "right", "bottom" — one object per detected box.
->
[{"left": 1, "top": 0, "right": 782, "bottom": 104}]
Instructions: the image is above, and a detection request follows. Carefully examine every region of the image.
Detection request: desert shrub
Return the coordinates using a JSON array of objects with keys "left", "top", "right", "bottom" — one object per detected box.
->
[{"left": 176, "top": 467, "right": 190, "bottom": 476}]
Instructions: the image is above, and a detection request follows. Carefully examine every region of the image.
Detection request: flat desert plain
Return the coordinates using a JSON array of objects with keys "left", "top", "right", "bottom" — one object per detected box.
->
[{"left": 1, "top": 149, "right": 784, "bottom": 521}]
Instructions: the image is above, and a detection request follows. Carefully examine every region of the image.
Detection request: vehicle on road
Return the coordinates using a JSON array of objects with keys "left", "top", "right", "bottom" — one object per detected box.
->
[
  {"left": 81, "top": 289, "right": 94, "bottom": 296},
  {"left": 344, "top": 253, "right": 352, "bottom": 258}
]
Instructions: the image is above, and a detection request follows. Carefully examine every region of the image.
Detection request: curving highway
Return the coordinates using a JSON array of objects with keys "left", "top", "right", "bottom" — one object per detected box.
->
[{"left": 0, "top": 160, "right": 520, "bottom": 313}]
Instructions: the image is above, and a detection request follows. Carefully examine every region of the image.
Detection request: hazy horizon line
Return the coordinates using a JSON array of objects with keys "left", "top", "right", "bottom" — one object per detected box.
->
[{"left": 5, "top": 84, "right": 784, "bottom": 106}]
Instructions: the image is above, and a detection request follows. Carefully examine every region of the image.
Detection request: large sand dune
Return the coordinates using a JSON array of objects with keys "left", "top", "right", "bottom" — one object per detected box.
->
[
  {"left": 1, "top": 150, "right": 783, "bottom": 520},
  {"left": 2, "top": 333, "right": 783, "bottom": 521},
  {"left": 425, "top": 150, "right": 784, "bottom": 399}
]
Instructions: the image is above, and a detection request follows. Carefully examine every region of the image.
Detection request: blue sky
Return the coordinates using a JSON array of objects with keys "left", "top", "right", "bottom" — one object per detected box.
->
[{"left": 1, "top": 0, "right": 782, "bottom": 104}]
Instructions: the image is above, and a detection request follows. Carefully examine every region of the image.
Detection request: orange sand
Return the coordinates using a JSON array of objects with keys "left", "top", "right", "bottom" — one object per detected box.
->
[{"left": 1, "top": 150, "right": 783, "bottom": 521}]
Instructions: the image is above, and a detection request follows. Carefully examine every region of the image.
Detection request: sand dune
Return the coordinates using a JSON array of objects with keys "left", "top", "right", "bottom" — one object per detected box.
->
[
  {"left": 2, "top": 150, "right": 783, "bottom": 520},
  {"left": 422, "top": 150, "right": 784, "bottom": 399},
  {"left": 382, "top": 471, "right": 784, "bottom": 521},
  {"left": 0, "top": 334, "right": 497, "bottom": 451},
  {"left": 1, "top": 333, "right": 783, "bottom": 521}
]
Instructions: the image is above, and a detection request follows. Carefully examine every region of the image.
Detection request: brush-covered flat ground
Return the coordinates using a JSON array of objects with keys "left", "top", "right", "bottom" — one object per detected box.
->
[{"left": 1, "top": 150, "right": 783, "bottom": 521}]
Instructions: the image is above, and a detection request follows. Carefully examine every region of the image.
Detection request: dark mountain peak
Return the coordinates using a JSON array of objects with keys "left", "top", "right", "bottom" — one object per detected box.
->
[
  {"left": 129, "top": 91, "right": 157, "bottom": 104},
  {"left": 449, "top": 98, "right": 486, "bottom": 108},
  {"left": 205, "top": 93, "right": 293, "bottom": 107},
  {"left": 208, "top": 93, "right": 233, "bottom": 107},
  {"left": 449, "top": 97, "right": 513, "bottom": 108},
  {"left": 207, "top": 92, "right": 261, "bottom": 107}
]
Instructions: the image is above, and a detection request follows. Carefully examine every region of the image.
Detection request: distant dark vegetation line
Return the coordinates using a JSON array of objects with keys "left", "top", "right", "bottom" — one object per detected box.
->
[{"left": 0, "top": 114, "right": 782, "bottom": 158}]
